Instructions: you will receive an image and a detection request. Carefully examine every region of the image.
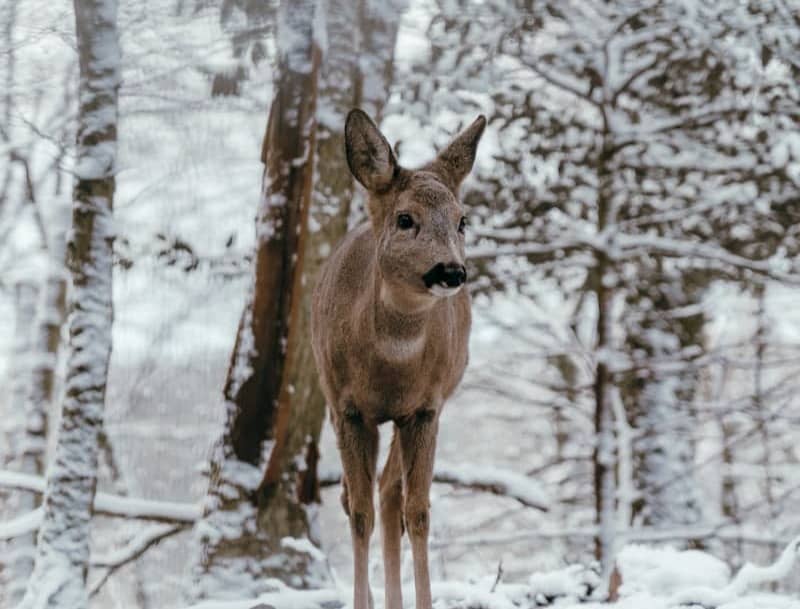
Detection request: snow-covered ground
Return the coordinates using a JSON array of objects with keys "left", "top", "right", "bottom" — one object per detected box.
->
[
  {"left": 181, "top": 542, "right": 800, "bottom": 609},
  {"left": 1, "top": 0, "right": 799, "bottom": 607}
]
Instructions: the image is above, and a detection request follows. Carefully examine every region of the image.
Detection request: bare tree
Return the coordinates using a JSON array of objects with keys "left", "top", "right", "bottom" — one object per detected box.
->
[{"left": 17, "top": 0, "right": 120, "bottom": 606}]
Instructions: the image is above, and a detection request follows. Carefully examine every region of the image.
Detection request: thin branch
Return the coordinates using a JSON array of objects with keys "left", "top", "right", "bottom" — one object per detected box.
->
[
  {"left": 320, "top": 461, "right": 549, "bottom": 511},
  {"left": 89, "top": 523, "right": 188, "bottom": 598},
  {"left": 9, "top": 150, "right": 49, "bottom": 250},
  {"left": 431, "top": 522, "right": 792, "bottom": 552}
]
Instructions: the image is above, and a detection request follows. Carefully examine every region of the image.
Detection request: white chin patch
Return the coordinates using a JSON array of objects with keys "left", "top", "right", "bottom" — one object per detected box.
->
[{"left": 429, "top": 283, "right": 462, "bottom": 298}]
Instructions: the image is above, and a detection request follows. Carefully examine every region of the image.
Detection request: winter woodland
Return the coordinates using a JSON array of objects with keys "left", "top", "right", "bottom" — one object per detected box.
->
[{"left": 1, "top": 0, "right": 799, "bottom": 608}]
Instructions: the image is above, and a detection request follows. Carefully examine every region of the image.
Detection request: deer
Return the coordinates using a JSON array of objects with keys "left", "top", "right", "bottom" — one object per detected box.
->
[{"left": 310, "top": 109, "right": 486, "bottom": 609}]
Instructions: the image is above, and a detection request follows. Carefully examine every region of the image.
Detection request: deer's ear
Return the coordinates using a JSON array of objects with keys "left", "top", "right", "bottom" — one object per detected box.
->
[
  {"left": 430, "top": 115, "right": 486, "bottom": 191},
  {"left": 345, "top": 109, "right": 397, "bottom": 192}
]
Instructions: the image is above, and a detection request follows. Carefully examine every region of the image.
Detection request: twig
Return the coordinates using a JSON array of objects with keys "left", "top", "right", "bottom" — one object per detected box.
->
[
  {"left": 490, "top": 560, "right": 504, "bottom": 593},
  {"left": 89, "top": 523, "right": 188, "bottom": 597}
]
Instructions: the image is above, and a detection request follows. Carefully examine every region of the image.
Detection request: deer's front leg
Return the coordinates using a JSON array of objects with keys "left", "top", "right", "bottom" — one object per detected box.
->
[
  {"left": 399, "top": 407, "right": 439, "bottom": 609},
  {"left": 336, "top": 402, "right": 378, "bottom": 609}
]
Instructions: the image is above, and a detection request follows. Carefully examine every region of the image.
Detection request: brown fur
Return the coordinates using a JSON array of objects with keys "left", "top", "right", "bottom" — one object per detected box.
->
[{"left": 311, "top": 109, "right": 485, "bottom": 609}]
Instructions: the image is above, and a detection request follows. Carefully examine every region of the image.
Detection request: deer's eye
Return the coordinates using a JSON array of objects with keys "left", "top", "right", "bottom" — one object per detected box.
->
[
  {"left": 458, "top": 217, "right": 467, "bottom": 234},
  {"left": 397, "top": 213, "right": 414, "bottom": 230}
]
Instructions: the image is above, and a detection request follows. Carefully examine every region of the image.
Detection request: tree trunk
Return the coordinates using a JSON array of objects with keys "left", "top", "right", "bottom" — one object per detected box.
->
[
  {"left": 210, "top": 0, "right": 277, "bottom": 97},
  {"left": 17, "top": 0, "right": 119, "bottom": 606},
  {"left": 357, "top": 0, "right": 406, "bottom": 122},
  {"left": 592, "top": 147, "right": 616, "bottom": 581},
  {"left": 254, "top": 0, "right": 406, "bottom": 565},
  {"left": 192, "top": 0, "right": 323, "bottom": 599},
  {"left": 193, "top": 0, "right": 406, "bottom": 598},
  {"left": 1, "top": 281, "right": 38, "bottom": 605},
  {"left": 252, "top": 0, "right": 359, "bottom": 562},
  {"left": 1, "top": 273, "right": 67, "bottom": 607},
  {"left": 632, "top": 375, "right": 701, "bottom": 527},
  {"left": 752, "top": 284, "right": 778, "bottom": 567},
  {"left": 623, "top": 282, "right": 703, "bottom": 530}
]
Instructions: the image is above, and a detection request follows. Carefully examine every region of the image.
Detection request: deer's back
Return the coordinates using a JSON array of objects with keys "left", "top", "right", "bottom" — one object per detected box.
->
[{"left": 311, "top": 223, "right": 470, "bottom": 423}]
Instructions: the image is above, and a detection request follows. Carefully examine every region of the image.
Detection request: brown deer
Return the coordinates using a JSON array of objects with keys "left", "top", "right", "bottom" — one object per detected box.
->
[{"left": 311, "top": 109, "right": 485, "bottom": 609}]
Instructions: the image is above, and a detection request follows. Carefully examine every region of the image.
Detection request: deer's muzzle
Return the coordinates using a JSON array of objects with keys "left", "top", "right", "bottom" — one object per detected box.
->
[{"left": 423, "top": 262, "right": 467, "bottom": 289}]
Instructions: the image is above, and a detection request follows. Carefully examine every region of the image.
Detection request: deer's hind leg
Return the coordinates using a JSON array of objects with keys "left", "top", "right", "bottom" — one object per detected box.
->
[
  {"left": 399, "top": 408, "right": 439, "bottom": 609},
  {"left": 379, "top": 428, "right": 404, "bottom": 609},
  {"left": 335, "top": 402, "right": 379, "bottom": 609}
]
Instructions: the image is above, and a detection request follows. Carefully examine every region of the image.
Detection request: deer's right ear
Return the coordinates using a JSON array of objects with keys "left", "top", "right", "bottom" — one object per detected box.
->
[{"left": 345, "top": 109, "right": 397, "bottom": 192}]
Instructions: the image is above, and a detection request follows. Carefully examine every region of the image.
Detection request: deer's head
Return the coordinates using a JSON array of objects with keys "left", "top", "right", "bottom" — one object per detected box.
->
[{"left": 345, "top": 109, "right": 485, "bottom": 304}]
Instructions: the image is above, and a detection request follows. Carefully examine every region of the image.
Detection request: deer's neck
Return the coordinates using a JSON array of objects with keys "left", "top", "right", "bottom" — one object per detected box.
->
[{"left": 369, "top": 274, "right": 434, "bottom": 362}]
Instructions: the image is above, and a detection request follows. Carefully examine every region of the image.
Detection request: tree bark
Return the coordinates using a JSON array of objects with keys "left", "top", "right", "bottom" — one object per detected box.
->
[
  {"left": 17, "top": 0, "right": 119, "bottom": 607},
  {"left": 193, "top": 0, "right": 406, "bottom": 598},
  {"left": 193, "top": 0, "right": 324, "bottom": 598},
  {"left": 253, "top": 0, "right": 359, "bottom": 554},
  {"left": 253, "top": 0, "right": 406, "bottom": 563},
  {"left": 592, "top": 146, "right": 616, "bottom": 581}
]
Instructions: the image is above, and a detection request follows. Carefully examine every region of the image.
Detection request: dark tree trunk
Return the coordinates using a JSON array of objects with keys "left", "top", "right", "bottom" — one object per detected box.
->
[
  {"left": 592, "top": 146, "right": 616, "bottom": 579},
  {"left": 193, "top": 0, "right": 407, "bottom": 598},
  {"left": 193, "top": 0, "right": 324, "bottom": 597}
]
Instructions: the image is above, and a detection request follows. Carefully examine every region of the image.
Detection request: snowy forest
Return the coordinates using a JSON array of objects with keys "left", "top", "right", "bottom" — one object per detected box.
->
[{"left": 1, "top": 0, "right": 799, "bottom": 608}]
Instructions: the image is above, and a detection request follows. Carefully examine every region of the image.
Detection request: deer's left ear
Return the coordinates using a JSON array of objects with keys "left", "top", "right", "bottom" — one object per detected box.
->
[{"left": 429, "top": 115, "right": 486, "bottom": 191}]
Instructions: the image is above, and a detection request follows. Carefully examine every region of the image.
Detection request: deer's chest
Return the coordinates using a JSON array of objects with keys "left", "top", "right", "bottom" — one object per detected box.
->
[{"left": 347, "top": 327, "right": 467, "bottom": 423}]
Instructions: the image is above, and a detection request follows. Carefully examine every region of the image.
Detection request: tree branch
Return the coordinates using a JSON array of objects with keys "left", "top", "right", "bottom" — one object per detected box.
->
[
  {"left": 0, "top": 470, "right": 201, "bottom": 538},
  {"left": 320, "top": 460, "right": 549, "bottom": 511},
  {"left": 89, "top": 523, "right": 188, "bottom": 597}
]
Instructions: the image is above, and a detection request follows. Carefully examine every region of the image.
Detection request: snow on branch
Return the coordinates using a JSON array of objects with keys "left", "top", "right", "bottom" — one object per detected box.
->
[
  {"left": 0, "top": 460, "right": 548, "bottom": 546},
  {"left": 320, "top": 460, "right": 549, "bottom": 511},
  {"left": 0, "top": 507, "right": 43, "bottom": 541},
  {"left": 89, "top": 523, "right": 188, "bottom": 597},
  {"left": 433, "top": 461, "right": 549, "bottom": 511},
  {"left": 612, "top": 233, "right": 799, "bottom": 283},
  {"left": 0, "top": 470, "right": 201, "bottom": 539},
  {"left": 519, "top": 56, "right": 599, "bottom": 107},
  {"left": 432, "top": 522, "right": 791, "bottom": 552},
  {"left": 467, "top": 230, "right": 798, "bottom": 284}
]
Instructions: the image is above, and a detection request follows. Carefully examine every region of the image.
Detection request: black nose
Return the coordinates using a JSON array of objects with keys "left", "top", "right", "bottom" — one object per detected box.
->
[{"left": 423, "top": 262, "right": 467, "bottom": 288}]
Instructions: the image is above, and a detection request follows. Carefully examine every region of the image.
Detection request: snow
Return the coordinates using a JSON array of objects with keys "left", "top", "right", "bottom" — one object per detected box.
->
[
  {"left": 90, "top": 523, "right": 181, "bottom": 568},
  {"left": 184, "top": 587, "right": 343, "bottom": 609},
  {"left": 281, "top": 536, "right": 327, "bottom": 563},
  {"left": 0, "top": 507, "right": 44, "bottom": 541},
  {"left": 618, "top": 544, "right": 731, "bottom": 596},
  {"left": 277, "top": 0, "right": 317, "bottom": 76},
  {"left": 528, "top": 564, "right": 599, "bottom": 602},
  {"left": 670, "top": 536, "right": 800, "bottom": 607},
  {"left": 178, "top": 541, "right": 800, "bottom": 609}
]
